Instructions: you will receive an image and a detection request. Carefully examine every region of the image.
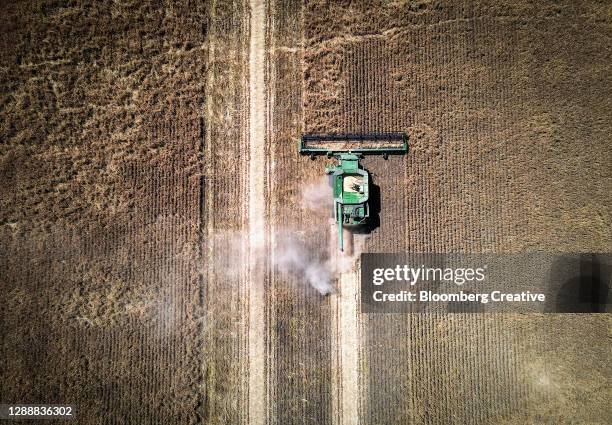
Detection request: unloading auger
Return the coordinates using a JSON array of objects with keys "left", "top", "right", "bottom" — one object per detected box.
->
[{"left": 299, "top": 133, "right": 408, "bottom": 251}]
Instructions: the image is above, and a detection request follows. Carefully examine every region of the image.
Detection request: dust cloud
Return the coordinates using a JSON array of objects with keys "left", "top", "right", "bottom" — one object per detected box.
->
[
  {"left": 302, "top": 175, "right": 333, "bottom": 212},
  {"left": 212, "top": 178, "right": 364, "bottom": 295},
  {"left": 273, "top": 230, "right": 334, "bottom": 295}
]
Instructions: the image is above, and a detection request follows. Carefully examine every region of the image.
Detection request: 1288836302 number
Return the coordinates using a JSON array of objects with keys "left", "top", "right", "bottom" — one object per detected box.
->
[{"left": 0, "top": 404, "right": 75, "bottom": 419}]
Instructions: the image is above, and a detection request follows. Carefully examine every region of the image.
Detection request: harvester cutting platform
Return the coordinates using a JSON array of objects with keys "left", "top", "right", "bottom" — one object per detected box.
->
[{"left": 299, "top": 133, "right": 408, "bottom": 251}]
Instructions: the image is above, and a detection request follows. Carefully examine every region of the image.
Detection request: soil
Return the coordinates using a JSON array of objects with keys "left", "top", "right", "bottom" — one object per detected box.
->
[{"left": 1, "top": 1, "right": 610, "bottom": 424}]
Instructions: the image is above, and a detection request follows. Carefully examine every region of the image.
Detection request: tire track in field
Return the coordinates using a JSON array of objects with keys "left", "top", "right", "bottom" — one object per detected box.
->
[
  {"left": 332, "top": 269, "right": 362, "bottom": 425},
  {"left": 329, "top": 226, "right": 364, "bottom": 425},
  {"left": 248, "top": 0, "right": 267, "bottom": 424}
]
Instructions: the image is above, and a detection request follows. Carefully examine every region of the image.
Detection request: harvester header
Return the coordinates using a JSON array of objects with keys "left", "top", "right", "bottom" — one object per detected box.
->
[
  {"left": 299, "top": 132, "right": 408, "bottom": 251},
  {"left": 299, "top": 132, "right": 407, "bottom": 159}
]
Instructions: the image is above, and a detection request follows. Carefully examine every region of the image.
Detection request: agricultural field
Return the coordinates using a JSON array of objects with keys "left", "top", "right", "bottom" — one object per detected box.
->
[{"left": 1, "top": 0, "right": 610, "bottom": 424}]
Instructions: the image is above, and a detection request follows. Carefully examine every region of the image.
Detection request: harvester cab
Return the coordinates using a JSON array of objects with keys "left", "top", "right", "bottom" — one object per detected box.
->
[{"left": 299, "top": 133, "right": 408, "bottom": 251}]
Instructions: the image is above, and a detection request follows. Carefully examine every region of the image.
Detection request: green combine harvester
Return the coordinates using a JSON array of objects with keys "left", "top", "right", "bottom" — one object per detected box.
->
[{"left": 299, "top": 133, "right": 408, "bottom": 251}]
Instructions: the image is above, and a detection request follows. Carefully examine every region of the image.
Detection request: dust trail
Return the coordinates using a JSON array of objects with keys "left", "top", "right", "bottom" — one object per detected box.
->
[
  {"left": 213, "top": 177, "right": 364, "bottom": 296},
  {"left": 212, "top": 227, "right": 339, "bottom": 296},
  {"left": 274, "top": 230, "right": 334, "bottom": 295},
  {"left": 302, "top": 175, "right": 333, "bottom": 212}
]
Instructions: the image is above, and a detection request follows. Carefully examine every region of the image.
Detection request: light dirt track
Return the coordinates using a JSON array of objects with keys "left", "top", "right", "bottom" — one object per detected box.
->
[
  {"left": 1, "top": 1, "right": 611, "bottom": 424},
  {"left": 333, "top": 269, "right": 362, "bottom": 425},
  {"left": 247, "top": 0, "right": 267, "bottom": 424}
]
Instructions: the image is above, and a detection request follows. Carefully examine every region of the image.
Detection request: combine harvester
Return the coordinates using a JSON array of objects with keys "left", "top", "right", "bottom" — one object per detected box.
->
[{"left": 299, "top": 133, "right": 408, "bottom": 252}]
